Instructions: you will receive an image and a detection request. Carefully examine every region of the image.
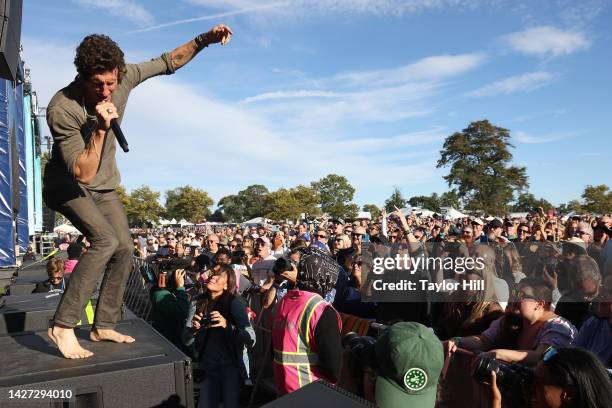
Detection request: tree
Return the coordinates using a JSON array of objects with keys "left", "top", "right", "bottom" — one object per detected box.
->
[
  {"left": 263, "top": 185, "right": 321, "bottom": 221},
  {"left": 362, "top": 204, "right": 381, "bottom": 219},
  {"left": 440, "top": 191, "right": 461, "bottom": 209},
  {"left": 127, "top": 185, "right": 164, "bottom": 227},
  {"left": 218, "top": 184, "right": 269, "bottom": 222},
  {"left": 311, "top": 174, "right": 358, "bottom": 219},
  {"left": 165, "top": 186, "right": 214, "bottom": 223},
  {"left": 217, "top": 194, "right": 243, "bottom": 222},
  {"left": 512, "top": 193, "right": 553, "bottom": 213},
  {"left": 384, "top": 187, "right": 407, "bottom": 211},
  {"left": 581, "top": 184, "right": 612, "bottom": 214},
  {"left": 558, "top": 200, "right": 583, "bottom": 214},
  {"left": 408, "top": 193, "right": 441, "bottom": 212},
  {"left": 437, "top": 120, "right": 528, "bottom": 215}
]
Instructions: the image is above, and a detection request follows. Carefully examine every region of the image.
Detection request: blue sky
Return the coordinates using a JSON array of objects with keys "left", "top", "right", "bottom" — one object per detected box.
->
[{"left": 22, "top": 0, "right": 612, "bottom": 208}]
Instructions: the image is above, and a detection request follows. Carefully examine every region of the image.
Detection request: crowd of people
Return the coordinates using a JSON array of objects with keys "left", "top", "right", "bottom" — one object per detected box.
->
[{"left": 43, "top": 208, "right": 612, "bottom": 407}]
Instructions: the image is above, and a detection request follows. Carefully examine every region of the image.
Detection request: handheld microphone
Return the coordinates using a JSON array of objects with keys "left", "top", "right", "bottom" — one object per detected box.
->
[{"left": 111, "top": 119, "right": 129, "bottom": 153}]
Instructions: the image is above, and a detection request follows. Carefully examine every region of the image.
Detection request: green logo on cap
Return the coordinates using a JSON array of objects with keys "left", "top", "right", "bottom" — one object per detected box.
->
[{"left": 404, "top": 368, "right": 427, "bottom": 391}]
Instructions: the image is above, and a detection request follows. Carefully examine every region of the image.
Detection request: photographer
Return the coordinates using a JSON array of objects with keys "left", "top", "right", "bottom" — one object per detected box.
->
[
  {"left": 444, "top": 278, "right": 576, "bottom": 366},
  {"left": 337, "top": 322, "right": 444, "bottom": 408},
  {"left": 488, "top": 348, "right": 612, "bottom": 408},
  {"left": 189, "top": 263, "right": 255, "bottom": 408},
  {"left": 149, "top": 267, "right": 190, "bottom": 354}
]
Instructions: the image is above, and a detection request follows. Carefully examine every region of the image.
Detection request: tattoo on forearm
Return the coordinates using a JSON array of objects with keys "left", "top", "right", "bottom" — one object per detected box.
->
[{"left": 170, "top": 41, "right": 200, "bottom": 70}]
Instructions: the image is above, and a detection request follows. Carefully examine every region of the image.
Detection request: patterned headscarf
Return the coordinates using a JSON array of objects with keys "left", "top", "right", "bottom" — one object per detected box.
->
[{"left": 296, "top": 247, "right": 341, "bottom": 296}]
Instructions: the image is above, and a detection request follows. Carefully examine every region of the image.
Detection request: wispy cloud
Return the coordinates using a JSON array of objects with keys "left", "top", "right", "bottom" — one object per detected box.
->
[
  {"left": 240, "top": 53, "right": 485, "bottom": 130},
  {"left": 334, "top": 54, "right": 485, "bottom": 88},
  {"left": 502, "top": 26, "right": 590, "bottom": 57},
  {"left": 240, "top": 90, "right": 339, "bottom": 104},
  {"left": 513, "top": 130, "right": 578, "bottom": 144},
  {"left": 467, "top": 71, "right": 554, "bottom": 97},
  {"left": 74, "top": 0, "right": 154, "bottom": 26},
  {"left": 124, "top": 2, "right": 289, "bottom": 34},
  {"left": 187, "top": 0, "right": 486, "bottom": 17}
]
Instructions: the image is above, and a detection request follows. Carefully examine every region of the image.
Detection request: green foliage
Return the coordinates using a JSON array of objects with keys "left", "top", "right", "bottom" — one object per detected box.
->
[
  {"left": 384, "top": 187, "right": 407, "bottom": 211},
  {"left": 218, "top": 184, "right": 269, "bottom": 222},
  {"left": 264, "top": 185, "right": 321, "bottom": 221},
  {"left": 512, "top": 193, "right": 553, "bottom": 213},
  {"left": 362, "top": 204, "right": 381, "bottom": 219},
  {"left": 128, "top": 185, "right": 164, "bottom": 226},
  {"left": 581, "top": 184, "right": 612, "bottom": 214},
  {"left": 408, "top": 193, "right": 441, "bottom": 212},
  {"left": 311, "top": 174, "right": 358, "bottom": 219},
  {"left": 165, "top": 186, "right": 214, "bottom": 223},
  {"left": 437, "top": 120, "right": 528, "bottom": 216}
]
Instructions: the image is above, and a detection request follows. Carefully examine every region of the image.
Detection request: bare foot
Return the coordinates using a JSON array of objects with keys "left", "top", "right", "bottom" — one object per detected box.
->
[
  {"left": 47, "top": 324, "right": 94, "bottom": 359},
  {"left": 90, "top": 328, "right": 135, "bottom": 343}
]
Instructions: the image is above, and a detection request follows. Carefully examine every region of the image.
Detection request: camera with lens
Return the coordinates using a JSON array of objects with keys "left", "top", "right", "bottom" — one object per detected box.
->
[
  {"left": 472, "top": 355, "right": 534, "bottom": 407},
  {"left": 200, "top": 313, "right": 213, "bottom": 328},
  {"left": 342, "top": 332, "right": 378, "bottom": 396},
  {"left": 155, "top": 256, "right": 192, "bottom": 273}
]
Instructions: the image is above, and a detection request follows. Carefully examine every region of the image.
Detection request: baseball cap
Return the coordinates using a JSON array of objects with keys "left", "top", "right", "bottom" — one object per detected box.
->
[
  {"left": 375, "top": 322, "right": 444, "bottom": 408},
  {"left": 471, "top": 218, "right": 484, "bottom": 226},
  {"left": 256, "top": 236, "right": 271, "bottom": 245}
]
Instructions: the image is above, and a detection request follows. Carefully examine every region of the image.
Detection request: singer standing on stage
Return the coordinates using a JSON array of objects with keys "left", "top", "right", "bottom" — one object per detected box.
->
[{"left": 43, "top": 24, "right": 232, "bottom": 359}]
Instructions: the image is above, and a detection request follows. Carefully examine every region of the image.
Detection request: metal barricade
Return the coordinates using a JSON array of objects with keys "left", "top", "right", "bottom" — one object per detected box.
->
[{"left": 123, "top": 256, "right": 157, "bottom": 323}]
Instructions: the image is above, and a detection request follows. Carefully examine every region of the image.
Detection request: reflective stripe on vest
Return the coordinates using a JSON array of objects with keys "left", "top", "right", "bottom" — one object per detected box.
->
[{"left": 282, "top": 294, "right": 325, "bottom": 388}]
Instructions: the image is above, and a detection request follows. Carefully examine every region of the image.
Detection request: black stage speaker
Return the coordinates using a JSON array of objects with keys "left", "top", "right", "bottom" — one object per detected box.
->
[
  {"left": 0, "top": 292, "right": 120, "bottom": 334},
  {"left": 263, "top": 380, "right": 376, "bottom": 407},
  {"left": 8, "top": 276, "right": 42, "bottom": 295},
  {"left": 0, "top": 0, "right": 22, "bottom": 81},
  {"left": 0, "top": 318, "right": 194, "bottom": 407}
]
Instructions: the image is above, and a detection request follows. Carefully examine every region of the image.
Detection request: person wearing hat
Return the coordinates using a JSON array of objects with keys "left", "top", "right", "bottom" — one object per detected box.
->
[
  {"left": 374, "top": 322, "right": 444, "bottom": 408},
  {"left": 272, "top": 247, "right": 343, "bottom": 396}
]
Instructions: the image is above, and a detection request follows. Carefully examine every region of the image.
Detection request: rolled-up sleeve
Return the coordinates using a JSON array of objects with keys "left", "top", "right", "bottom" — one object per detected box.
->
[
  {"left": 124, "top": 52, "right": 176, "bottom": 89},
  {"left": 47, "top": 107, "right": 85, "bottom": 177}
]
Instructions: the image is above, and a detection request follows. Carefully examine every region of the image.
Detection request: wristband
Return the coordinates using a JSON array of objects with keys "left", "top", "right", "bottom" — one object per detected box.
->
[{"left": 195, "top": 33, "right": 209, "bottom": 49}]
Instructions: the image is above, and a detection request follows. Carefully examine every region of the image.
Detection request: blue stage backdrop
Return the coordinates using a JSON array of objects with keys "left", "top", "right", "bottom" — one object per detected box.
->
[{"left": 0, "top": 78, "right": 17, "bottom": 266}]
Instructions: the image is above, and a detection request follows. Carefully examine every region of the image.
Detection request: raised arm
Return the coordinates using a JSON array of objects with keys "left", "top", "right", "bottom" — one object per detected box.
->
[{"left": 170, "top": 24, "right": 233, "bottom": 71}]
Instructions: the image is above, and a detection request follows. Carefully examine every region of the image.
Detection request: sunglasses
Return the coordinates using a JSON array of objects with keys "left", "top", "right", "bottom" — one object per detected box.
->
[
  {"left": 515, "top": 291, "right": 538, "bottom": 301},
  {"left": 352, "top": 233, "right": 363, "bottom": 238},
  {"left": 316, "top": 234, "right": 327, "bottom": 239}
]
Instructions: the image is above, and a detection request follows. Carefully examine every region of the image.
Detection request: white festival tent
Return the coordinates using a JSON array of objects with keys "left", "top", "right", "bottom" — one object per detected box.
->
[
  {"left": 53, "top": 223, "right": 80, "bottom": 234},
  {"left": 443, "top": 207, "right": 468, "bottom": 219}
]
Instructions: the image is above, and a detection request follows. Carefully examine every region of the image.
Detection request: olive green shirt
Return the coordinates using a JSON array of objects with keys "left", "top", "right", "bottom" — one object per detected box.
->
[{"left": 44, "top": 53, "right": 175, "bottom": 192}]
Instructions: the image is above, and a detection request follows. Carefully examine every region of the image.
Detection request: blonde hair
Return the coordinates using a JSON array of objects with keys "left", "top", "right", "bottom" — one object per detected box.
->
[{"left": 335, "top": 234, "right": 351, "bottom": 249}]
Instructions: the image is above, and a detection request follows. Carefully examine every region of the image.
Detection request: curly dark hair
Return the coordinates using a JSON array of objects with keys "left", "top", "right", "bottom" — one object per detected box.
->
[{"left": 74, "top": 34, "right": 126, "bottom": 81}]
